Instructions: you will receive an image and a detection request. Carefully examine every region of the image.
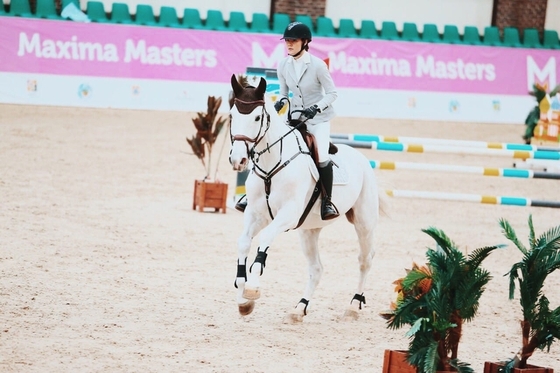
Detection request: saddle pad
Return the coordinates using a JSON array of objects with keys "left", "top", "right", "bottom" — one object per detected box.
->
[
  {"left": 331, "top": 155, "right": 349, "bottom": 185},
  {"left": 307, "top": 155, "right": 348, "bottom": 185}
]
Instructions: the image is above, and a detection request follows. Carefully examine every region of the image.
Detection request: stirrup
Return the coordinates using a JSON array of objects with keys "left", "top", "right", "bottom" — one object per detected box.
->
[
  {"left": 321, "top": 199, "right": 339, "bottom": 220},
  {"left": 235, "top": 195, "right": 247, "bottom": 212}
]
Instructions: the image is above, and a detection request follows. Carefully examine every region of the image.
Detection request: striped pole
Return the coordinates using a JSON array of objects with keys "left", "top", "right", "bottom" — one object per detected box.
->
[
  {"left": 513, "top": 158, "right": 560, "bottom": 172},
  {"left": 334, "top": 139, "right": 560, "bottom": 161},
  {"left": 370, "top": 160, "right": 560, "bottom": 180},
  {"left": 234, "top": 170, "right": 249, "bottom": 202},
  {"left": 385, "top": 190, "right": 560, "bottom": 208},
  {"left": 332, "top": 133, "right": 560, "bottom": 153}
]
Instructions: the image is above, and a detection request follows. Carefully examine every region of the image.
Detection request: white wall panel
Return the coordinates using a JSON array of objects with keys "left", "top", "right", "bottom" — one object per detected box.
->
[
  {"left": 325, "top": 0, "right": 493, "bottom": 32},
  {"left": 546, "top": 0, "right": 560, "bottom": 32}
]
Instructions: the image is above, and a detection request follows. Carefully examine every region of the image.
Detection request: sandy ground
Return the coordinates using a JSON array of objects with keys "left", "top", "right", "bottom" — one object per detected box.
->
[{"left": 1, "top": 104, "right": 559, "bottom": 373}]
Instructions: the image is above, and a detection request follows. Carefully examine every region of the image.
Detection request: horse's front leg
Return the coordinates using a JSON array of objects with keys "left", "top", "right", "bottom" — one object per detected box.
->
[
  {"left": 244, "top": 206, "right": 300, "bottom": 302},
  {"left": 284, "top": 228, "right": 323, "bottom": 324},
  {"left": 235, "top": 212, "right": 267, "bottom": 316}
]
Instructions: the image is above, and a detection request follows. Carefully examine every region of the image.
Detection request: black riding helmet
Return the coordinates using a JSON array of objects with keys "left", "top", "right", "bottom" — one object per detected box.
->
[
  {"left": 281, "top": 22, "right": 312, "bottom": 57},
  {"left": 281, "top": 22, "right": 312, "bottom": 41}
]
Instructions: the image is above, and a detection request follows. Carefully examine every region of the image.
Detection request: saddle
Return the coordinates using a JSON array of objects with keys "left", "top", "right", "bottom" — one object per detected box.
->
[{"left": 288, "top": 119, "right": 338, "bottom": 168}]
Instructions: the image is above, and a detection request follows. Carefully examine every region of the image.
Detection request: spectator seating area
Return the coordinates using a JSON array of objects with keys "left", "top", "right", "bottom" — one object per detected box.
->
[{"left": 2, "top": 0, "right": 560, "bottom": 49}]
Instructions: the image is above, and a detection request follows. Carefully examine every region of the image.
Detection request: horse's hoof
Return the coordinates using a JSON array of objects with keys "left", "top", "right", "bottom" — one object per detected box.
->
[
  {"left": 243, "top": 287, "right": 261, "bottom": 300},
  {"left": 341, "top": 309, "right": 359, "bottom": 321},
  {"left": 283, "top": 312, "right": 304, "bottom": 324},
  {"left": 238, "top": 300, "right": 255, "bottom": 316}
]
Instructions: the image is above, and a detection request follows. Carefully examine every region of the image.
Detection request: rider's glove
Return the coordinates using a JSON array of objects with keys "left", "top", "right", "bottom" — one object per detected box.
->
[
  {"left": 303, "top": 105, "right": 320, "bottom": 119},
  {"left": 274, "top": 100, "right": 285, "bottom": 113}
]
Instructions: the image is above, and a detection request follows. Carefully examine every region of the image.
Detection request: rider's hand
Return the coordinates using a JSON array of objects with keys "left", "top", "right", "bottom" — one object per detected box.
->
[
  {"left": 303, "top": 105, "right": 320, "bottom": 119},
  {"left": 274, "top": 100, "right": 285, "bottom": 113}
]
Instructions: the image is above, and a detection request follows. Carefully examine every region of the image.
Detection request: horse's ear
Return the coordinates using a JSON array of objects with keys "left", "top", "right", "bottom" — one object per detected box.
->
[
  {"left": 257, "top": 77, "right": 267, "bottom": 98},
  {"left": 231, "top": 74, "right": 243, "bottom": 98}
]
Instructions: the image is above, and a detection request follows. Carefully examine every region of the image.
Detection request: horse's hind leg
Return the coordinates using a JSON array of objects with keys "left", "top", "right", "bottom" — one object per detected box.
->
[
  {"left": 343, "top": 183, "right": 379, "bottom": 321},
  {"left": 284, "top": 228, "right": 323, "bottom": 324}
]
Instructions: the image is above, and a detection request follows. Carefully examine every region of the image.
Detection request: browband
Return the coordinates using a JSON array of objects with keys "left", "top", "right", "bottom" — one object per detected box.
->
[{"left": 234, "top": 98, "right": 265, "bottom": 114}]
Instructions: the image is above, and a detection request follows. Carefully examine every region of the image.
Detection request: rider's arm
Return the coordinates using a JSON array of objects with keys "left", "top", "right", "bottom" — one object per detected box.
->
[
  {"left": 314, "top": 58, "right": 337, "bottom": 112},
  {"left": 277, "top": 58, "right": 290, "bottom": 101}
]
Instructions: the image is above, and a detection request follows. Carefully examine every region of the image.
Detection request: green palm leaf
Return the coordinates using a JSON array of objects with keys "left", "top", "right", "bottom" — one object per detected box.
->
[
  {"left": 499, "top": 218, "right": 528, "bottom": 255},
  {"left": 448, "top": 359, "right": 474, "bottom": 373},
  {"left": 467, "top": 245, "right": 506, "bottom": 270}
]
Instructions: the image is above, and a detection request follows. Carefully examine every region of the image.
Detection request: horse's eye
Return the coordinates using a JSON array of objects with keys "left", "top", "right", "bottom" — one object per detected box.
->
[{"left": 255, "top": 115, "right": 261, "bottom": 122}]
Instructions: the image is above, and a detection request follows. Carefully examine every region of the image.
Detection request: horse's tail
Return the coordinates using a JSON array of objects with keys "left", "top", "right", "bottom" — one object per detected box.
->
[
  {"left": 373, "top": 175, "right": 391, "bottom": 218},
  {"left": 378, "top": 187, "right": 391, "bottom": 218}
]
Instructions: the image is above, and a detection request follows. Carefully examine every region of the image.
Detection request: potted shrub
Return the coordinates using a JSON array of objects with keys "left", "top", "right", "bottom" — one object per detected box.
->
[
  {"left": 187, "top": 95, "right": 229, "bottom": 213},
  {"left": 484, "top": 215, "right": 560, "bottom": 373},
  {"left": 381, "top": 227, "right": 504, "bottom": 373}
]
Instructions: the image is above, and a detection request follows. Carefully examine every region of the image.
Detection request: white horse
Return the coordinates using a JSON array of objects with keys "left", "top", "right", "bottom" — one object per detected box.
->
[{"left": 228, "top": 74, "right": 382, "bottom": 323}]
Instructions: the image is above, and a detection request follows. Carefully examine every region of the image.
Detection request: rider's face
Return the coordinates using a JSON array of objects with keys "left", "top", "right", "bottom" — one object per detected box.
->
[{"left": 284, "top": 39, "right": 303, "bottom": 56}]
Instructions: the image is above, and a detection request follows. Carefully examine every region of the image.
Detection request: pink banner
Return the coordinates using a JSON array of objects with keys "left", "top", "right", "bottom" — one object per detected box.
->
[{"left": 1, "top": 17, "right": 559, "bottom": 95}]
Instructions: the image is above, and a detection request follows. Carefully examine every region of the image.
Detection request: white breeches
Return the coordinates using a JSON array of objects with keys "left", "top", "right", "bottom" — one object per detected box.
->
[{"left": 306, "top": 121, "right": 331, "bottom": 164}]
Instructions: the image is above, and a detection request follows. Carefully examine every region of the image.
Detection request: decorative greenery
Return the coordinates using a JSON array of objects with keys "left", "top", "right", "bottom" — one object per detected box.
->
[
  {"left": 382, "top": 227, "right": 504, "bottom": 373},
  {"left": 186, "top": 95, "right": 228, "bottom": 180},
  {"left": 523, "top": 83, "right": 560, "bottom": 144},
  {"left": 498, "top": 215, "right": 560, "bottom": 372}
]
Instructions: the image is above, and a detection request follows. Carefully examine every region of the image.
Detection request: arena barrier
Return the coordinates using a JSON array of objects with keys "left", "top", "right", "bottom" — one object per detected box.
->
[
  {"left": 333, "top": 139, "right": 560, "bottom": 161},
  {"left": 386, "top": 190, "right": 560, "bottom": 208},
  {"left": 369, "top": 160, "right": 560, "bottom": 180},
  {"left": 331, "top": 133, "right": 560, "bottom": 153}
]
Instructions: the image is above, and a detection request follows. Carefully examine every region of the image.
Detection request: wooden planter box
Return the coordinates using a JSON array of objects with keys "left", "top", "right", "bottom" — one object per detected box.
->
[
  {"left": 383, "top": 350, "right": 459, "bottom": 373},
  {"left": 192, "top": 180, "right": 228, "bottom": 213},
  {"left": 383, "top": 350, "right": 416, "bottom": 373},
  {"left": 532, "top": 120, "right": 559, "bottom": 146},
  {"left": 484, "top": 361, "right": 554, "bottom": 373}
]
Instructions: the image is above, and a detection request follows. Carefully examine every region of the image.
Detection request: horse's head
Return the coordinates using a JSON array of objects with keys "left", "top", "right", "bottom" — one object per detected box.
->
[{"left": 229, "top": 74, "right": 269, "bottom": 171}]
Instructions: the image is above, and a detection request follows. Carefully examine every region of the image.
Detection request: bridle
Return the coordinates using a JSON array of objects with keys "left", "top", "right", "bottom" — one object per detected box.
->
[
  {"left": 230, "top": 97, "right": 311, "bottom": 220},
  {"left": 230, "top": 98, "right": 270, "bottom": 146}
]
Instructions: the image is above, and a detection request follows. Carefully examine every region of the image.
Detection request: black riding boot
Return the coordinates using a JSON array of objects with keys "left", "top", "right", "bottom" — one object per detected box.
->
[
  {"left": 318, "top": 162, "right": 339, "bottom": 220},
  {"left": 235, "top": 195, "right": 247, "bottom": 212}
]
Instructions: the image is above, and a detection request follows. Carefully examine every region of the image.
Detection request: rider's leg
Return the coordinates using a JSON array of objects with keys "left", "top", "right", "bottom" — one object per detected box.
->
[
  {"left": 318, "top": 161, "right": 339, "bottom": 220},
  {"left": 235, "top": 170, "right": 251, "bottom": 213},
  {"left": 307, "top": 121, "right": 339, "bottom": 220},
  {"left": 235, "top": 194, "right": 247, "bottom": 212}
]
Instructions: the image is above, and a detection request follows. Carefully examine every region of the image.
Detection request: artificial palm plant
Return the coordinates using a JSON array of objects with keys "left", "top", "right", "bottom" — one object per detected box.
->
[
  {"left": 523, "top": 83, "right": 560, "bottom": 144},
  {"left": 186, "top": 95, "right": 228, "bottom": 180},
  {"left": 496, "top": 215, "right": 560, "bottom": 372},
  {"left": 382, "top": 227, "right": 504, "bottom": 373}
]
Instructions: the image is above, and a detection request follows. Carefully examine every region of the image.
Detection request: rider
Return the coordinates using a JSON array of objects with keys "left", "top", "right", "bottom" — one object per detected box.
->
[{"left": 235, "top": 21, "right": 339, "bottom": 220}]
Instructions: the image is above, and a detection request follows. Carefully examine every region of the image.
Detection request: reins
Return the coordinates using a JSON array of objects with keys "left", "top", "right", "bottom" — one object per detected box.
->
[{"left": 232, "top": 98, "right": 312, "bottom": 222}]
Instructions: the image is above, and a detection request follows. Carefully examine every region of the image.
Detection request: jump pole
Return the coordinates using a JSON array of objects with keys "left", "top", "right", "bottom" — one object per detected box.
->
[
  {"left": 333, "top": 139, "right": 560, "bottom": 161},
  {"left": 513, "top": 158, "right": 560, "bottom": 172},
  {"left": 332, "top": 133, "right": 560, "bottom": 153},
  {"left": 385, "top": 190, "right": 560, "bottom": 208},
  {"left": 370, "top": 160, "right": 560, "bottom": 180},
  {"left": 234, "top": 170, "right": 249, "bottom": 202}
]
